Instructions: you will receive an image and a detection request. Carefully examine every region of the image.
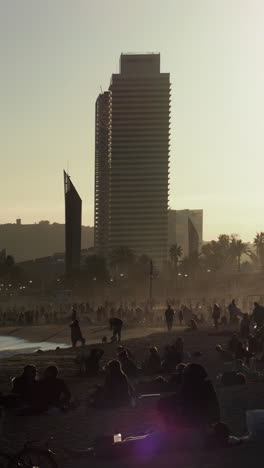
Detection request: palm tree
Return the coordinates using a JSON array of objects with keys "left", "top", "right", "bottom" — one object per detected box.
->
[
  {"left": 169, "top": 244, "right": 183, "bottom": 271},
  {"left": 85, "top": 254, "right": 108, "bottom": 282},
  {"left": 229, "top": 237, "right": 251, "bottom": 272},
  {"left": 110, "top": 246, "right": 135, "bottom": 272},
  {"left": 254, "top": 232, "right": 264, "bottom": 268}
]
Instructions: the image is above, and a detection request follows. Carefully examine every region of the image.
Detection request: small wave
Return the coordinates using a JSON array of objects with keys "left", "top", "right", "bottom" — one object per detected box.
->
[{"left": 0, "top": 336, "right": 69, "bottom": 358}]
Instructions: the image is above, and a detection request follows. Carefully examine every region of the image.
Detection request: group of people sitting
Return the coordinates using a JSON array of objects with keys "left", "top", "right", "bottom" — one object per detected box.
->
[{"left": 0, "top": 365, "right": 71, "bottom": 414}]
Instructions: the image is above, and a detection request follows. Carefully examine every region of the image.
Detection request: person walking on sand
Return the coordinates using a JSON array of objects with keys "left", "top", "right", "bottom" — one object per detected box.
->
[
  {"left": 212, "top": 303, "right": 221, "bottom": 329},
  {"left": 70, "top": 309, "right": 85, "bottom": 347},
  {"left": 109, "top": 317, "right": 123, "bottom": 342},
  {"left": 165, "top": 304, "right": 174, "bottom": 332}
]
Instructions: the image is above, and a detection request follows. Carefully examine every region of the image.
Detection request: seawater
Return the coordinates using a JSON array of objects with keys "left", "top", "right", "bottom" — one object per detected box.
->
[{"left": 0, "top": 335, "right": 69, "bottom": 358}]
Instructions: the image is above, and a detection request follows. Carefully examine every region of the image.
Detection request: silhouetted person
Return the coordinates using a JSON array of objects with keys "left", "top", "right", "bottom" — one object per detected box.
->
[
  {"left": 178, "top": 308, "right": 184, "bottom": 326},
  {"left": 90, "top": 360, "right": 132, "bottom": 409},
  {"left": 228, "top": 299, "right": 240, "bottom": 327},
  {"left": 168, "top": 363, "right": 186, "bottom": 389},
  {"left": 165, "top": 304, "right": 174, "bottom": 331},
  {"left": 162, "top": 338, "right": 184, "bottom": 372},
  {"left": 82, "top": 348, "right": 104, "bottom": 377},
  {"left": 70, "top": 314, "right": 85, "bottom": 347},
  {"left": 38, "top": 366, "right": 71, "bottom": 411},
  {"left": 240, "top": 313, "right": 250, "bottom": 339},
  {"left": 227, "top": 333, "right": 240, "bottom": 355},
  {"left": 252, "top": 302, "right": 264, "bottom": 328},
  {"left": 143, "top": 347, "right": 162, "bottom": 375},
  {"left": 109, "top": 317, "right": 123, "bottom": 342},
  {"left": 118, "top": 350, "right": 139, "bottom": 377},
  {"left": 158, "top": 363, "right": 220, "bottom": 428},
  {"left": 12, "top": 365, "right": 38, "bottom": 406},
  {"left": 212, "top": 304, "right": 221, "bottom": 329}
]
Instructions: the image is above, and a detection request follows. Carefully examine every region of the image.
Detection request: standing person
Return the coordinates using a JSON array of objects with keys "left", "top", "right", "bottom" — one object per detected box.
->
[
  {"left": 212, "top": 304, "right": 221, "bottom": 329},
  {"left": 178, "top": 308, "right": 184, "bottom": 326},
  {"left": 228, "top": 299, "right": 240, "bottom": 327},
  {"left": 252, "top": 302, "right": 264, "bottom": 329},
  {"left": 70, "top": 310, "right": 85, "bottom": 347},
  {"left": 165, "top": 304, "right": 174, "bottom": 331},
  {"left": 240, "top": 313, "right": 250, "bottom": 339},
  {"left": 109, "top": 317, "right": 123, "bottom": 342}
]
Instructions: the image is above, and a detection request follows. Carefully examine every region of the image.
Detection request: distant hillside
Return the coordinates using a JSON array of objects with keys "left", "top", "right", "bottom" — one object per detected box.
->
[{"left": 0, "top": 221, "right": 94, "bottom": 262}]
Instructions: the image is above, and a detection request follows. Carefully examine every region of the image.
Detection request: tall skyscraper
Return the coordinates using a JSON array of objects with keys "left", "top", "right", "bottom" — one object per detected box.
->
[
  {"left": 94, "top": 92, "right": 110, "bottom": 257},
  {"left": 95, "top": 53, "right": 170, "bottom": 266},
  {"left": 168, "top": 209, "right": 203, "bottom": 257},
  {"left": 64, "top": 171, "right": 82, "bottom": 274}
]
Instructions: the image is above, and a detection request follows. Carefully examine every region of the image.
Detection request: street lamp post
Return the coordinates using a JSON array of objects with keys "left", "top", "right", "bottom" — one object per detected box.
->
[{"left": 149, "top": 260, "right": 153, "bottom": 308}]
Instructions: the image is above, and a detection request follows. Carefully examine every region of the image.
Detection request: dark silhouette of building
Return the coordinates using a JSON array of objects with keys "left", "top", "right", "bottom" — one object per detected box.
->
[
  {"left": 95, "top": 53, "right": 170, "bottom": 266},
  {"left": 168, "top": 209, "right": 203, "bottom": 257},
  {"left": 64, "top": 171, "right": 82, "bottom": 275},
  {"left": 188, "top": 217, "right": 199, "bottom": 256}
]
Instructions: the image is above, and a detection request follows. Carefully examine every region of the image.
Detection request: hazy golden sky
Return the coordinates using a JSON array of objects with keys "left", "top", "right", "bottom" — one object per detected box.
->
[{"left": 1, "top": 0, "right": 264, "bottom": 241}]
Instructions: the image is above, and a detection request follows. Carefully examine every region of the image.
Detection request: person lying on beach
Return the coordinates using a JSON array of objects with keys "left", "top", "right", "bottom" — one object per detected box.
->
[
  {"left": 142, "top": 347, "right": 162, "bottom": 375},
  {"left": 90, "top": 360, "right": 133, "bottom": 409},
  {"left": 37, "top": 366, "right": 71, "bottom": 412}
]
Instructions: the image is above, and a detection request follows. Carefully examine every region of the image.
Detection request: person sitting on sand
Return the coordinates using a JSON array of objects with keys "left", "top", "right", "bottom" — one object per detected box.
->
[
  {"left": 118, "top": 350, "right": 140, "bottom": 377},
  {"left": 12, "top": 365, "right": 38, "bottom": 407},
  {"left": 215, "top": 345, "right": 233, "bottom": 361},
  {"left": 80, "top": 348, "right": 104, "bottom": 377},
  {"left": 234, "top": 341, "right": 251, "bottom": 362},
  {"left": 162, "top": 340, "right": 184, "bottom": 372},
  {"left": 116, "top": 345, "right": 134, "bottom": 361},
  {"left": 158, "top": 363, "right": 220, "bottom": 429},
  {"left": 142, "top": 347, "right": 162, "bottom": 375},
  {"left": 185, "top": 318, "right": 198, "bottom": 331},
  {"left": 37, "top": 366, "right": 71, "bottom": 412},
  {"left": 227, "top": 333, "right": 240, "bottom": 355},
  {"left": 70, "top": 312, "right": 85, "bottom": 347},
  {"left": 168, "top": 363, "right": 186, "bottom": 389},
  {"left": 90, "top": 360, "right": 133, "bottom": 409}
]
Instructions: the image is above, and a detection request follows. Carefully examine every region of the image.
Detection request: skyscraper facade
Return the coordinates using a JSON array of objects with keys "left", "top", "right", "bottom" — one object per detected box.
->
[
  {"left": 168, "top": 209, "right": 203, "bottom": 257},
  {"left": 94, "top": 91, "right": 110, "bottom": 257},
  {"left": 95, "top": 53, "right": 170, "bottom": 267},
  {"left": 64, "top": 171, "right": 82, "bottom": 274}
]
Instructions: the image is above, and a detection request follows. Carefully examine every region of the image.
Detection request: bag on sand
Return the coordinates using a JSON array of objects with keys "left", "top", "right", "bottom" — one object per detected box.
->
[{"left": 246, "top": 410, "right": 264, "bottom": 440}]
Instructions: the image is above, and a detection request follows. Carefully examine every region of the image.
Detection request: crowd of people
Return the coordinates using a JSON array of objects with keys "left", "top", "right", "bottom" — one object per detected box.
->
[
  {"left": 0, "top": 295, "right": 264, "bottom": 328},
  {"left": 1, "top": 296, "right": 264, "bottom": 459}
]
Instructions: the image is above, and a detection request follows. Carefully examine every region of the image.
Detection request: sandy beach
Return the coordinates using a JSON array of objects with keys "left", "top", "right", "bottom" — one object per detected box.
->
[{"left": 0, "top": 324, "right": 264, "bottom": 468}]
